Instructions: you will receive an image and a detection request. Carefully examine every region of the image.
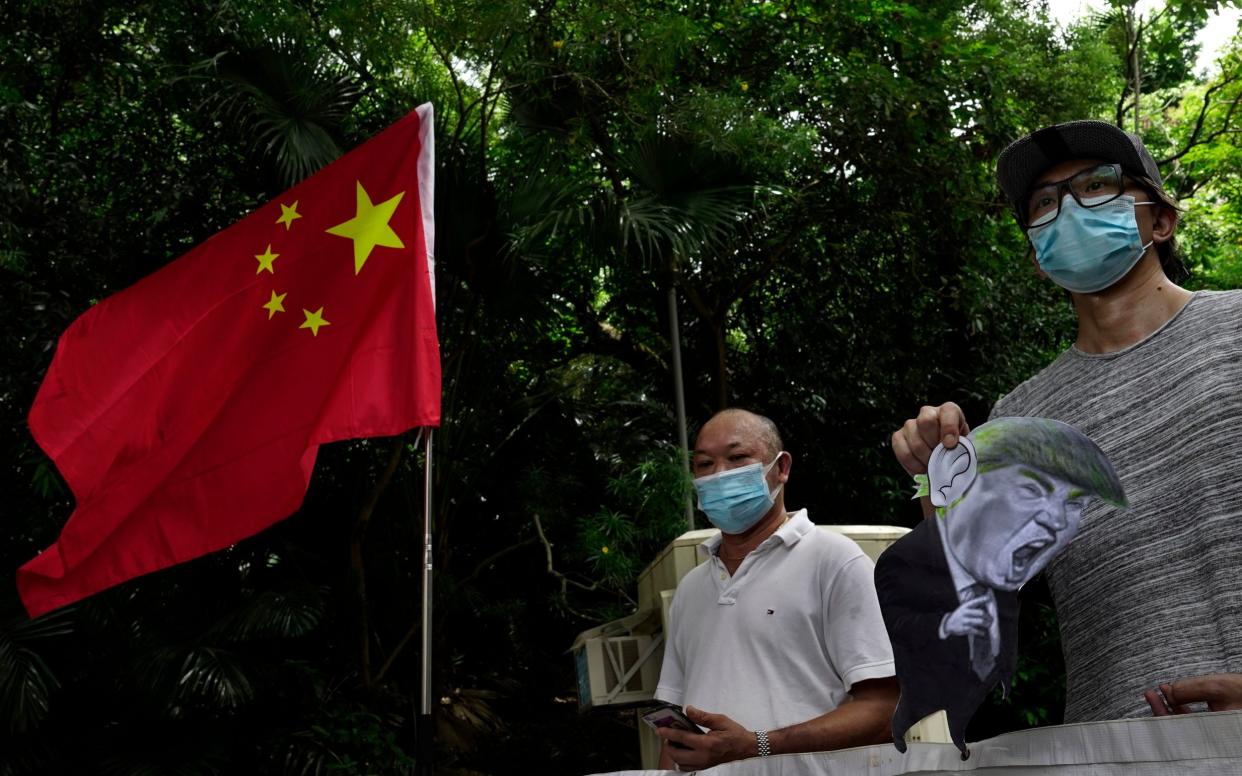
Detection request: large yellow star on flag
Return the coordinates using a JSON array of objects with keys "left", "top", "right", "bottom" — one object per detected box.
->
[
  {"left": 300, "top": 307, "right": 330, "bottom": 336},
  {"left": 325, "top": 182, "right": 405, "bottom": 274},
  {"left": 276, "top": 201, "right": 302, "bottom": 230},
  {"left": 255, "top": 245, "right": 280, "bottom": 274},
  {"left": 262, "top": 291, "right": 287, "bottom": 319}
]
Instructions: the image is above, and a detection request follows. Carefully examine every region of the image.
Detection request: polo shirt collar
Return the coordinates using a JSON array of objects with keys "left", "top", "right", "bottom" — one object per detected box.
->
[
  {"left": 697, "top": 508, "right": 812, "bottom": 559},
  {"left": 776, "top": 509, "right": 813, "bottom": 546}
]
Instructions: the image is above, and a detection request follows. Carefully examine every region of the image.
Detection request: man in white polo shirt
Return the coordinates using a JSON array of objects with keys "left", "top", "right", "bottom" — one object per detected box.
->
[{"left": 653, "top": 408, "right": 898, "bottom": 770}]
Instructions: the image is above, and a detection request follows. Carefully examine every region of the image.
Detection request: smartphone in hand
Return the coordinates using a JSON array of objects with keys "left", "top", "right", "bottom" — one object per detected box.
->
[{"left": 640, "top": 702, "right": 703, "bottom": 749}]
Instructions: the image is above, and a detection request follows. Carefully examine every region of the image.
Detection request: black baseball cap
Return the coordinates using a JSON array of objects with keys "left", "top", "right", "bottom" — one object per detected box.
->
[{"left": 996, "top": 119, "right": 1164, "bottom": 218}]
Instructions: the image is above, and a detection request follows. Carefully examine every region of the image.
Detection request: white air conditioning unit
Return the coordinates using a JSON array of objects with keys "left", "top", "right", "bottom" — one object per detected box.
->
[{"left": 573, "top": 630, "right": 663, "bottom": 709}]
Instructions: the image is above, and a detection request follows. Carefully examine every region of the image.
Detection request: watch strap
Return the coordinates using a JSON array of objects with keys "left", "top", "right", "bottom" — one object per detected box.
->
[{"left": 756, "top": 730, "right": 771, "bottom": 757}]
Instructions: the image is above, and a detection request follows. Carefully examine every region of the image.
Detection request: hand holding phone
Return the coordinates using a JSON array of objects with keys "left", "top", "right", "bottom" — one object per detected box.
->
[{"left": 640, "top": 703, "right": 703, "bottom": 749}]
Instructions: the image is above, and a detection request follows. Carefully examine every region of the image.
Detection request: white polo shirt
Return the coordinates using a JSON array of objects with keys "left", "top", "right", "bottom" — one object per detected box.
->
[{"left": 654, "top": 509, "right": 895, "bottom": 732}]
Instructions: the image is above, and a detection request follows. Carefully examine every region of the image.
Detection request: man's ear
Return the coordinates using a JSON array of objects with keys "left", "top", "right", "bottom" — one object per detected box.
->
[
  {"left": 1151, "top": 204, "right": 1178, "bottom": 244},
  {"left": 774, "top": 451, "right": 791, "bottom": 484},
  {"left": 927, "top": 438, "right": 977, "bottom": 508}
]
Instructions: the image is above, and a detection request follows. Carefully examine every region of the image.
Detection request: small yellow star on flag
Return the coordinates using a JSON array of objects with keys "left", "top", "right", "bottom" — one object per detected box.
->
[
  {"left": 276, "top": 201, "right": 302, "bottom": 230},
  {"left": 325, "top": 182, "right": 405, "bottom": 274},
  {"left": 262, "top": 291, "right": 287, "bottom": 319},
  {"left": 300, "top": 307, "right": 330, "bottom": 336},
  {"left": 255, "top": 245, "right": 280, "bottom": 274}
]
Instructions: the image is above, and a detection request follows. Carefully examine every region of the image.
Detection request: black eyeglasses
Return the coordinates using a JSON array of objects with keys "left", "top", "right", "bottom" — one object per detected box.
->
[{"left": 1023, "top": 163, "right": 1133, "bottom": 228}]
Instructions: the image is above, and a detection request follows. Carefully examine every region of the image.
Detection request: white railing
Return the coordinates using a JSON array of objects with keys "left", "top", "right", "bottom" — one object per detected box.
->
[{"left": 593, "top": 709, "right": 1242, "bottom": 775}]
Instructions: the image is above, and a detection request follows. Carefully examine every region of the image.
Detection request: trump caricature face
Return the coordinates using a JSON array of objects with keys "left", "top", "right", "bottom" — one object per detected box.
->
[{"left": 943, "top": 465, "right": 1089, "bottom": 591}]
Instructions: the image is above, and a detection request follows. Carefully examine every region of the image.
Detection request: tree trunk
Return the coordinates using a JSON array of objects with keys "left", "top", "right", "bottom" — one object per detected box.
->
[
  {"left": 1132, "top": 9, "right": 1142, "bottom": 133},
  {"left": 713, "top": 320, "right": 729, "bottom": 410}
]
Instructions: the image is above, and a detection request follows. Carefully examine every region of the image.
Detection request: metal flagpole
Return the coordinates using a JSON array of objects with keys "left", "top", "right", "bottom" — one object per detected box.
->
[
  {"left": 667, "top": 286, "right": 695, "bottom": 531},
  {"left": 420, "top": 428, "right": 435, "bottom": 715}
]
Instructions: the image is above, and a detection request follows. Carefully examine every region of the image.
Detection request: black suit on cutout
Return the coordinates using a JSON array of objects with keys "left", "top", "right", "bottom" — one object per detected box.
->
[{"left": 874, "top": 518, "right": 1019, "bottom": 756}]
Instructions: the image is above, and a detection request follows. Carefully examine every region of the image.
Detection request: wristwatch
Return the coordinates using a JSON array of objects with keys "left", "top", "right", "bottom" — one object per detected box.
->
[{"left": 755, "top": 730, "right": 771, "bottom": 757}]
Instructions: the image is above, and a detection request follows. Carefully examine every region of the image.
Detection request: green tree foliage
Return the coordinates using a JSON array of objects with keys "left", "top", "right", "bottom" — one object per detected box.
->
[
  {"left": 1113, "top": 2, "right": 1242, "bottom": 287},
  {"left": 3, "top": 1, "right": 1241, "bottom": 773}
]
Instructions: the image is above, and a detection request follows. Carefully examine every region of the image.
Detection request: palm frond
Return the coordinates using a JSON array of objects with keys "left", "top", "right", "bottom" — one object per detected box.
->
[
  {"left": 172, "top": 646, "right": 255, "bottom": 710},
  {"left": 0, "top": 637, "right": 59, "bottom": 734},
  {"left": 5, "top": 605, "right": 75, "bottom": 641},
  {"left": 504, "top": 131, "right": 784, "bottom": 269},
  {"left": 204, "top": 36, "right": 360, "bottom": 186},
  {"left": 0, "top": 607, "right": 73, "bottom": 734},
  {"left": 206, "top": 588, "right": 326, "bottom": 644},
  {"left": 274, "top": 732, "right": 337, "bottom": 776},
  {"left": 508, "top": 176, "right": 782, "bottom": 269},
  {"left": 435, "top": 686, "right": 504, "bottom": 753},
  {"left": 133, "top": 644, "right": 256, "bottom": 714}
]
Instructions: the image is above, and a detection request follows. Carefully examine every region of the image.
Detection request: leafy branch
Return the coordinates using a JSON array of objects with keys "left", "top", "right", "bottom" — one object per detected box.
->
[
  {"left": 533, "top": 513, "right": 636, "bottom": 618},
  {"left": 1159, "top": 66, "right": 1242, "bottom": 166}
]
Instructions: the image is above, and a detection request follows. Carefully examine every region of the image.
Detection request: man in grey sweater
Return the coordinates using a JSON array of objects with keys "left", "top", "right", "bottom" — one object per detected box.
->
[{"left": 890, "top": 120, "right": 1242, "bottom": 723}]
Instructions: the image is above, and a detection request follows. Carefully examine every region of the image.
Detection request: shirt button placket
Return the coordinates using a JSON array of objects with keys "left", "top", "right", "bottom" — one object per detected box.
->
[{"left": 719, "top": 561, "right": 740, "bottom": 605}]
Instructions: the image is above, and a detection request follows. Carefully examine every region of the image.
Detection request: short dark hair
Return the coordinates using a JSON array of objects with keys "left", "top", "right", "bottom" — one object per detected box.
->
[
  {"left": 751, "top": 413, "right": 784, "bottom": 461},
  {"left": 701, "top": 408, "right": 784, "bottom": 460}
]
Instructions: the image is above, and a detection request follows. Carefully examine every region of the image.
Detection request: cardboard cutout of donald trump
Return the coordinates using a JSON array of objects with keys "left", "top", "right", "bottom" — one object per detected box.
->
[{"left": 875, "top": 417, "right": 1126, "bottom": 756}]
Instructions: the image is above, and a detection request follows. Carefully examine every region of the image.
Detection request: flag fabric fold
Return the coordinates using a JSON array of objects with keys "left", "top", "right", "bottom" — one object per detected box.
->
[{"left": 19, "top": 103, "right": 440, "bottom": 618}]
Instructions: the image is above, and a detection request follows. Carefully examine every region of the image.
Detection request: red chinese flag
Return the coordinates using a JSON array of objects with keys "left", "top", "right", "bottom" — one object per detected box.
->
[{"left": 19, "top": 104, "right": 441, "bottom": 617}]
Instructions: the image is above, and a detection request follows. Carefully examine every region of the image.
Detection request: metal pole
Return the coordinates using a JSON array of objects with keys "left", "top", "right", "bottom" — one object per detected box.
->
[
  {"left": 420, "top": 428, "right": 435, "bottom": 715},
  {"left": 667, "top": 286, "right": 694, "bottom": 531}
]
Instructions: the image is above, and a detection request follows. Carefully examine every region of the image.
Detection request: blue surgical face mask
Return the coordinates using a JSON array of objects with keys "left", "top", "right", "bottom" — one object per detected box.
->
[
  {"left": 1027, "top": 195, "right": 1154, "bottom": 294},
  {"left": 693, "top": 454, "right": 785, "bottom": 535}
]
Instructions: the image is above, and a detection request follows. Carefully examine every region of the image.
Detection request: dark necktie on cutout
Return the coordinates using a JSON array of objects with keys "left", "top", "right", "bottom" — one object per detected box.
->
[{"left": 966, "top": 584, "right": 996, "bottom": 680}]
